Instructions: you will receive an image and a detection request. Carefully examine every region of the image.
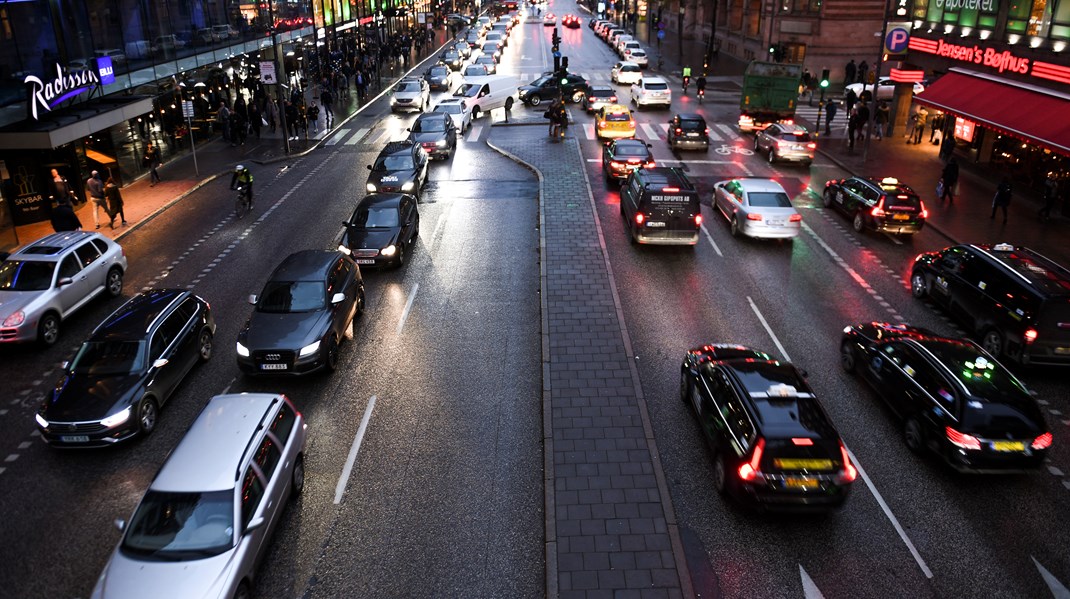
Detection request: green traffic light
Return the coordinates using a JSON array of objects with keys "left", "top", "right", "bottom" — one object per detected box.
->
[{"left": 820, "top": 80, "right": 829, "bottom": 88}]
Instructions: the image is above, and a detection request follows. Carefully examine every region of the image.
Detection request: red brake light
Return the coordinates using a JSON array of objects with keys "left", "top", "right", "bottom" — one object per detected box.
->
[
  {"left": 946, "top": 426, "right": 981, "bottom": 450},
  {"left": 747, "top": 213, "right": 763, "bottom": 221},
  {"left": 839, "top": 442, "right": 857, "bottom": 483},
  {"left": 626, "top": 158, "right": 640, "bottom": 163},
  {"left": 609, "top": 96, "right": 617, "bottom": 102},
  {"left": 789, "top": 214, "right": 802, "bottom": 222},
  {"left": 662, "top": 187, "right": 679, "bottom": 192},
  {"left": 782, "top": 119, "right": 794, "bottom": 125},
  {"left": 871, "top": 199, "right": 886, "bottom": 218},
  {"left": 1031, "top": 432, "right": 1053, "bottom": 450},
  {"left": 694, "top": 214, "right": 703, "bottom": 225},
  {"left": 1024, "top": 328, "right": 1038, "bottom": 344},
  {"left": 791, "top": 438, "right": 813, "bottom": 446},
  {"left": 738, "top": 437, "right": 765, "bottom": 481},
  {"left": 635, "top": 213, "right": 645, "bottom": 225},
  {"left": 919, "top": 200, "right": 929, "bottom": 219},
  {"left": 674, "top": 128, "right": 682, "bottom": 134}
]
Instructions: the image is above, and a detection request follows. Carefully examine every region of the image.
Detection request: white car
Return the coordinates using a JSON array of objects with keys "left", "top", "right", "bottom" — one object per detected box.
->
[
  {"left": 619, "top": 40, "right": 642, "bottom": 58},
  {"left": 433, "top": 98, "right": 473, "bottom": 132},
  {"left": 614, "top": 35, "right": 635, "bottom": 55},
  {"left": 844, "top": 77, "right": 925, "bottom": 101},
  {"left": 612, "top": 61, "right": 642, "bottom": 85},
  {"left": 624, "top": 48, "right": 648, "bottom": 67},
  {"left": 712, "top": 178, "right": 802, "bottom": 239},
  {"left": 390, "top": 77, "right": 431, "bottom": 113},
  {"left": 630, "top": 76, "right": 672, "bottom": 109}
]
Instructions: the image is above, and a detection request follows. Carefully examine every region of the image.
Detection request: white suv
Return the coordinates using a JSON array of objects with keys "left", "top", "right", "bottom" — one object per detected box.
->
[
  {"left": 631, "top": 76, "right": 672, "bottom": 109},
  {"left": 391, "top": 77, "right": 431, "bottom": 113}
]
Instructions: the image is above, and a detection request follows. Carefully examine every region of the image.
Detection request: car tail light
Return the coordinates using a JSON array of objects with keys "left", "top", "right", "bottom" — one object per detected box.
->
[
  {"left": 609, "top": 96, "right": 617, "bottom": 102},
  {"left": 919, "top": 201, "right": 929, "bottom": 219},
  {"left": 738, "top": 437, "right": 765, "bottom": 481},
  {"left": 1031, "top": 432, "right": 1053, "bottom": 450},
  {"left": 791, "top": 438, "right": 813, "bottom": 446},
  {"left": 839, "top": 442, "right": 858, "bottom": 483},
  {"left": 694, "top": 214, "right": 703, "bottom": 225},
  {"left": 946, "top": 426, "right": 981, "bottom": 450},
  {"left": 675, "top": 128, "right": 682, "bottom": 134},
  {"left": 806, "top": 143, "right": 816, "bottom": 149},
  {"left": 871, "top": 199, "right": 886, "bottom": 218},
  {"left": 662, "top": 187, "right": 679, "bottom": 192},
  {"left": 747, "top": 213, "right": 763, "bottom": 221},
  {"left": 628, "top": 120, "right": 636, "bottom": 128},
  {"left": 646, "top": 160, "right": 656, "bottom": 168},
  {"left": 635, "top": 213, "right": 645, "bottom": 225},
  {"left": 782, "top": 119, "right": 794, "bottom": 125},
  {"left": 1024, "top": 328, "right": 1038, "bottom": 344},
  {"left": 789, "top": 214, "right": 802, "bottom": 222},
  {"left": 704, "top": 128, "right": 709, "bottom": 135},
  {"left": 610, "top": 161, "right": 624, "bottom": 170},
  {"left": 598, "top": 121, "right": 607, "bottom": 129}
]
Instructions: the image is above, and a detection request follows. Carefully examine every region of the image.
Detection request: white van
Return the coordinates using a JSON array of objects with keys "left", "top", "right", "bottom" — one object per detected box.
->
[{"left": 454, "top": 75, "right": 518, "bottom": 119}]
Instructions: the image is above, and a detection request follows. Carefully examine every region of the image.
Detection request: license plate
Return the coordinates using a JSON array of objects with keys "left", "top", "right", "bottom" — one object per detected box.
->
[
  {"left": 766, "top": 220, "right": 784, "bottom": 227},
  {"left": 774, "top": 458, "right": 834, "bottom": 470},
  {"left": 1054, "top": 347, "right": 1070, "bottom": 355},
  {"left": 783, "top": 477, "right": 819, "bottom": 490},
  {"left": 686, "top": 132, "right": 699, "bottom": 137},
  {"left": 355, "top": 259, "right": 375, "bottom": 265},
  {"left": 260, "top": 363, "right": 289, "bottom": 370},
  {"left": 892, "top": 213, "right": 910, "bottom": 220},
  {"left": 646, "top": 221, "right": 666, "bottom": 227},
  {"left": 60, "top": 435, "right": 90, "bottom": 443},
  {"left": 992, "top": 440, "right": 1025, "bottom": 452}
]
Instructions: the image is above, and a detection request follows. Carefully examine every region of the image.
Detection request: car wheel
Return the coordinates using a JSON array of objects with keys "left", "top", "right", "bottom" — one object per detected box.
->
[
  {"left": 904, "top": 417, "right": 924, "bottom": 454},
  {"left": 324, "top": 336, "right": 339, "bottom": 372},
  {"left": 396, "top": 244, "right": 406, "bottom": 268},
  {"left": 291, "top": 454, "right": 305, "bottom": 496},
  {"left": 679, "top": 370, "right": 691, "bottom": 404},
  {"left": 106, "top": 267, "right": 124, "bottom": 297},
  {"left": 197, "top": 328, "right": 213, "bottom": 362},
  {"left": 981, "top": 328, "right": 1004, "bottom": 357},
  {"left": 768, "top": 150, "right": 777, "bottom": 164},
  {"left": 753, "top": 136, "right": 760, "bottom": 151},
  {"left": 233, "top": 582, "right": 251, "bottom": 599},
  {"left": 852, "top": 212, "right": 865, "bottom": 233},
  {"left": 529, "top": 95, "right": 542, "bottom": 107},
  {"left": 355, "top": 289, "right": 366, "bottom": 318},
  {"left": 840, "top": 340, "right": 857, "bottom": 373},
  {"left": 472, "top": 107, "right": 481, "bottom": 120},
  {"left": 910, "top": 271, "right": 928, "bottom": 299},
  {"left": 137, "top": 397, "right": 158, "bottom": 436},
  {"left": 713, "top": 453, "right": 730, "bottom": 496},
  {"left": 37, "top": 312, "right": 60, "bottom": 347},
  {"left": 730, "top": 216, "right": 742, "bottom": 238},
  {"left": 822, "top": 189, "right": 834, "bottom": 208}
]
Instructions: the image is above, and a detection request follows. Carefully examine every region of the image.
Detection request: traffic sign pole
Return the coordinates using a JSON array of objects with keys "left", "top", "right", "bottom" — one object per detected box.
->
[{"left": 181, "top": 100, "right": 199, "bottom": 176}]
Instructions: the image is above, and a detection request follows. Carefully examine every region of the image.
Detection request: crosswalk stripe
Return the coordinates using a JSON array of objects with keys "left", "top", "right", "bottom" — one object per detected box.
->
[
  {"left": 583, "top": 124, "right": 595, "bottom": 140},
  {"left": 366, "top": 129, "right": 391, "bottom": 147},
  {"left": 642, "top": 123, "right": 660, "bottom": 140},
  {"left": 344, "top": 127, "right": 369, "bottom": 145},
  {"left": 325, "top": 128, "right": 350, "bottom": 145},
  {"left": 467, "top": 124, "right": 483, "bottom": 142},
  {"left": 715, "top": 123, "right": 736, "bottom": 138}
]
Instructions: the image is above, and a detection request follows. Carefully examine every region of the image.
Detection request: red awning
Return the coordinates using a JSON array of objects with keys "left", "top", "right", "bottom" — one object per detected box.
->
[{"left": 912, "top": 69, "right": 1070, "bottom": 155}]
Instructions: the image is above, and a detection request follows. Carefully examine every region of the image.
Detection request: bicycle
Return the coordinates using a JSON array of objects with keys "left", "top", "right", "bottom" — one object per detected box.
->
[
  {"left": 682, "top": 76, "right": 690, "bottom": 95},
  {"left": 234, "top": 185, "right": 252, "bottom": 218}
]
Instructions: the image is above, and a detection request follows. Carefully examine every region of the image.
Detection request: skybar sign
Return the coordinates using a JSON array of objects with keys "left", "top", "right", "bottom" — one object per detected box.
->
[{"left": 24, "top": 57, "right": 115, "bottom": 120}]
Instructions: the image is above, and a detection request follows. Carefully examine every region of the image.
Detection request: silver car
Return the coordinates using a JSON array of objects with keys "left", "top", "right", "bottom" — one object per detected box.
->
[
  {"left": 753, "top": 122, "right": 816, "bottom": 165},
  {"left": 432, "top": 98, "right": 473, "bottom": 132},
  {"left": 0, "top": 231, "right": 127, "bottom": 346},
  {"left": 713, "top": 178, "right": 802, "bottom": 239},
  {"left": 390, "top": 77, "right": 430, "bottom": 113},
  {"left": 92, "top": 393, "right": 307, "bottom": 599}
]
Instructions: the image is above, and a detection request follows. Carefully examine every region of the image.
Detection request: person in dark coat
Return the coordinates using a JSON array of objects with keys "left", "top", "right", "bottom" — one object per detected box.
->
[
  {"left": 844, "top": 59, "right": 857, "bottom": 84},
  {"left": 991, "top": 177, "right": 1012, "bottom": 224},
  {"left": 824, "top": 100, "right": 839, "bottom": 136},
  {"left": 104, "top": 177, "right": 127, "bottom": 227},
  {"left": 857, "top": 60, "right": 869, "bottom": 85},
  {"left": 50, "top": 195, "right": 82, "bottom": 232},
  {"left": 939, "top": 158, "right": 959, "bottom": 203}
]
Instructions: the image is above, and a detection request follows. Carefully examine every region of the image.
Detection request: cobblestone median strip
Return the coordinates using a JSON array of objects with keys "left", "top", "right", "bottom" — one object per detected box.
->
[{"left": 488, "top": 124, "right": 693, "bottom": 599}]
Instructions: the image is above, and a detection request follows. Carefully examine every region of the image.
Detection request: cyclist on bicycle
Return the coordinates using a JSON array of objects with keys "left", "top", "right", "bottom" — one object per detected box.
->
[
  {"left": 681, "top": 65, "right": 692, "bottom": 94},
  {"left": 696, "top": 75, "right": 707, "bottom": 99},
  {"left": 230, "top": 164, "right": 254, "bottom": 208}
]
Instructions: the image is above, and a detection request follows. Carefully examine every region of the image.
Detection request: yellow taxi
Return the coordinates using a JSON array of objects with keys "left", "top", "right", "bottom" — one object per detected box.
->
[{"left": 595, "top": 104, "right": 637, "bottom": 140}]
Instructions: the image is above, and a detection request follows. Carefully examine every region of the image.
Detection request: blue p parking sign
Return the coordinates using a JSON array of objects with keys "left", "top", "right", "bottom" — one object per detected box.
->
[
  {"left": 657, "top": 29, "right": 665, "bottom": 40},
  {"left": 885, "top": 25, "right": 911, "bottom": 55}
]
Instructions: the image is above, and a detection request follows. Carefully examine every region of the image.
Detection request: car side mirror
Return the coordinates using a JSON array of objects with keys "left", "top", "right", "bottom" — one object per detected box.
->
[
  {"left": 331, "top": 292, "right": 346, "bottom": 305},
  {"left": 366, "top": 165, "right": 372, "bottom": 170},
  {"left": 406, "top": 127, "right": 412, "bottom": 132},
  {"left": 245, "top": 516, "right": 266, "bottom": 534},
  {"left": 646, "top": 143, "right": 652, "bottom": 148},
  {"left": 57, "top": 277, "right": 73, "bottom": 287},
  {"left": 114, "top": 518, "right": 126, "bottom": 532},
  {"left": 248, "top": 294, "right": 258, "bottom": 305},
  {"left": 153, "top": 358, "right": 169, "bottom": 369}
]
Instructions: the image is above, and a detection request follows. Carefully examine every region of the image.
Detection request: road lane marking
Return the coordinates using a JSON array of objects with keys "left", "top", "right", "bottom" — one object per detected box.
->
[
  {"left": 325, "top": 128, "right": 350, "bottom": 145},
  {"left": 467, "top": 124, "right": 483, "bottom": 142},
  {"left": 334, "top": 395, "right": 376, "bottom": 505},
  {"left": 641, "top": 123, "right": 659, "bottom": 140},
  {"left": 344, "top": 128, "right": 369, "bottom": 145},
  {"left": 747, "top": 296, "right": 791, "bottom": 361},
  {"left": 699, "top": 224, "right": 723, "bottom": 257},
  {"left": 396, "top": 283, "right": 419, "bottom": 336},
  {"left": 799, "top": 565, "right": 826, "bottom": 599},
  {"left": 1032, "top": 556, "right": 1070, "bottom": 598}
]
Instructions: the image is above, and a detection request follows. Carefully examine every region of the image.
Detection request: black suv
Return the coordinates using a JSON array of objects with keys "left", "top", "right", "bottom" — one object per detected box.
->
[
  {"left": 619, "top": 167, "right": 701, "bottom": 245},
  {"left": 519, "top": 73, "right": 590, "bottom": 106},
  {"left": 666, "top": 113, "right": 710, "bottom": 151},
  {"left": 36, "top": 289, "right": 215, "bottom": 447},
  {"left": 407, "top": 112, "right": 458, "bottom": 160},
  {"left": 822, "top": 176, "right": 928, "bottom": 235},
  {"left": 366, "top": 141, "right": 429, "bottom": 199},
  {"left": 237, "top": 251, "right": 365, "bottom": 375},
  {"left": 911, "top": 243, "right": 1070, "bottom": 364},
  {"left": 681, "top": 344, "right": 856, "bottom": 510},
  {"left": 841, "top": 322, "right": 1052, "bottom": 472},
  {"left": 424, "top": 63, "right": 454, "bottom": 91}
]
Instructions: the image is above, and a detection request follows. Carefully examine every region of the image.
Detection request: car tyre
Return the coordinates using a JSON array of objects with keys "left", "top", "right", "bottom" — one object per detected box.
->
[
  {"left": 529, "top": 95, "right": 542, "bottom": 107},
  {"left": 291, "top": 454, "right": 305, "bottom": 496},
  {"left": 355, "top": 289, "right": 366, "bottom": 318},
  {"left": 396, "top": 244, "right": 406, "bottom": 268},
  {"left": 472, "top": 106, "right": 481, "bottom": 120},
  {"left": 852, "top": 212, "right": 866, "bottom": 233},
  {"left": 840, "top": 340, "right": 857, "bottom": 373},
  {"left": 713, "top": 453, "right": 730, "bottom": 496},
  {"left": 234, "top": 582, "right": 251, "bottom": 599},
  {"left": 37, "top": 312, "right": 60, "bottom": 347},
  {"left": 904, "top": 417, "right": 925, "bottom": 454},
  {"left": 106, "top": 267, "right": 124, "bottom": 297},
  {"left": 753, "top": 136, "right": 760, "bottom": 151},
  {"left": 571, "top": 90, "right": 584, "bottom": 103},
  {"left": 910, "top": 271, "right": 928, "bottom": 299},
  {"left": 822, "top": 189, "right": 834, "bottom": 208},
  {"left": 324, "top": 336, "right": 339, "bottom": 372},
  {"left": 198, "top": 328, "right": 213, "bottom": 362},
  {"left": 505, "top": 97, "right": 514, "bottom": 111},
  {"left": 981, "top": 328, "right": 1004, "bottom": 357},
  {"left": 137, "top": 397, "right": 158, "bottom": 436},
  {"left": 768, "top": 149, "right": 777, "bottom": 164},
  {"left": 730, "top": 216, "right": 742, "bottom": 238},
  {"left": 679, "top": 370, "right": 690, "bottom": 404}
]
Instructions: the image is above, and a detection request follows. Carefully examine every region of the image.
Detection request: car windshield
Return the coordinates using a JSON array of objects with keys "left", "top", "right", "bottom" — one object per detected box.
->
[
  {"left": 121, "top": 490, "right": 234, "bottom": 560},
  {"left": 71, "top": 340, "right": 146, "bottom": 375},
  {"left": 258, "top": 280, "right": 325, "bottom": 313},
  {"left": 375, "top": 155, "right": 416, "bottom": 170},
  {"left": 644, "top": 82, "right": 668, "bottom": 90},
  {"left": 435, "top": 103, "right": 462, "bottom": 114},
  {"left": 631, "top": 50, "right": 647, "bottom": 56},
  {"left": 396, "top": 81, "right": 421, "bottom": 92},
  {"left": 458, "top": 84, "right": 481, "bottom": 98},
  {"left": 350, "top": 206, "right": 400, "bottom": 229},
  {"left": 0, "top": 260, "right": 55, "bottom": 291},
  {"left": 885, "top": 194, "right": 921, "bottom": 209},
  {"left": 622, "top": 65, "right": 640, "bottom": 72},
  {"left": 614, "top": 144, "right": 648, "bottom": 157},
  {"left": 414, "top": 118, "right": 447, "bottom": 132},
  {"left": 464, "top": 67, "right": 486, "bottom": 75},
  {"left": 748, "top": 192, "right": 793, "bottom": 208},
  {"left": 430, "top": 67, "right": 448, "bottom": 77},
  {"left": 531, "top": 75, "right": 552, "bottom": 86}
]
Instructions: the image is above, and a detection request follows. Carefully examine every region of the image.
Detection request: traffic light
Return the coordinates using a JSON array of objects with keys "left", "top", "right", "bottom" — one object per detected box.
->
[
  {"left": 820, "top": 68, "right": 830, "bottom": 88},
  {"left": 552, "top": 42, "right": 560, "bottom": 54},
  {"left": 561, "top": 56, "right": 569, "bottom": 73}
]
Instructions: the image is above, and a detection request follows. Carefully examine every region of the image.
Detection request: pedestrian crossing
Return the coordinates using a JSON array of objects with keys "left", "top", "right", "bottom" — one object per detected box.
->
[
  {"left": 576, "top": 120, "right": 746, "bottom": 144},
  {"left": 320, "top": 120, "right": 486, "bottom": 148}
]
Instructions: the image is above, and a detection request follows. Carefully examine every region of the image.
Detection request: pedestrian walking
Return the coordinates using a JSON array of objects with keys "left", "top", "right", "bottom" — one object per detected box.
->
[
  {"left": 286, "top": 100, "right": 300, "bottom": 140},
  {"left": 1039, "top": 173, "right": 1059, "bottom": 221},
  {"left": 929, "top": 112, "right": 945, "bottom": 143},
  {"left": 248, "top": 103, "right": 262, "bottom": 139},
  {"left": 51, "top": 169, "right": 77, "bottom": 204},
  {"left": 104, "top": 176, "right": 127, "bottom": 228},
  {"left": 844, "top": 88, "right": 857, "bottom": 118},
  {"left": 939, "top": 133, "right": 956, "bottom": 161},
  {"left": 939, "top": 158, "right": 959, "bottom": 203},
  {"left": 874, "top": 101, "right": 889, "bottom": 140},
  {"left": 911, "top": 107, "right": 928, "bottom": 144},
  {"left": 143, "top": 142, "right": 162, "bottom": 186},
  {"left": 320, "top": 87, "right": 334, "bottom": 126},
  {"left": 50, "top": 194, "right": 82, "bottom": 232},
  {"left": 857, "top": 60, "right": 869, "bottom": 85},
  {"left": 217, "top": 102, "right": 231, "bottom": 142},
  {"left": 307, "top": 100, "right": 320, "bottom": 134},
  {"left": 991, "top": 177, "right": 1012, "bottom": 224},
  {"left": 824, "top": 100, "right": 839, "bottom": 136},
  {"left": 85, "top": 170, "right": 106, "bottom": 229},
  {"left": 855, "top": 101, "right": 870, "bottom": 144},
  {"left": 230, "top": 110, "right": 246, "bottom": 146},
  {"left": 265, "top": 98, "right": 278, "bottom": 134},
  {"left": 844, "top": 59, "right": 857, "bottom": 84}
]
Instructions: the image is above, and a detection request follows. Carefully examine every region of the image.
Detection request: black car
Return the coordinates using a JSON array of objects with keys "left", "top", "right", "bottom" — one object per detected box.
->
[
  {"left": 36, "top": 289, "right": 215, "bottom": 447},
  {"left": 366, "top": 141, "right": 429, "bottom": 198},
  {"left": 407, "top": 112, "right": 458, "bottom": 160},
  {"left": 237, "top": 251, "right": 364, "bottom": 375},
  {"left": 582, "top": 84, "right": 618, "bottom": 113},
  {"left": 680, "top": 344, "right": 856, "bottom": 510},
  {"left": 441, "top": 50, "right": 463, "bottom": 70},
  {"left": 519, "top": 73, "right": 590, "bottom": 106},
  {"left": 666, "top": 113, "right": 710, "bottom": 151},
  {"left": 424, "top": 63, "right": 455, "bottom": 91},
  {"left": 340, "top": 193, "right": 420, "bottom": 268},
  {"left": 601, "top": 138, "right": 654, "bottom": 183},
  {"left": 822, "top": 176, "right": 928, "bottom": 235},
  {"left": 841, "top": 322, "right": 1052, "bottom": 472},
  {"left": 910, "top": 243, "right": 1070, "bottom": 364}
]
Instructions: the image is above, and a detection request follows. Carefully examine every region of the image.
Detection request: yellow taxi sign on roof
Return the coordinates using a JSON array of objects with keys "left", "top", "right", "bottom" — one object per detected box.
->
[{"left": 880, "top": 177, "right": 899, "bottom": 185}]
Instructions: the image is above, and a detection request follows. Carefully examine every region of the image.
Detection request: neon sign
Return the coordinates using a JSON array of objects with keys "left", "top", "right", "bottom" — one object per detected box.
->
[
  {"left": 23, "top": 57, "right": 114, "bottom": 120},
  {"left": 909, "top": 37, "right": 1030, "bottom": 74},
  {"left": 954, "top": 117, "right": 975, "bottom": 142}
]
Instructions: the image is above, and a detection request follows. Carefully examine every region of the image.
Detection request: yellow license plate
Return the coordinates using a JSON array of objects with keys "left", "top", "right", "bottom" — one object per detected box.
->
[
  {"left": 774, "top": 458, "right": 834, "bottom": 470},
  {"left": 1054, "top": 347, "right": 1070, "bottom": 355},
  {"left": 992, "top": 440, "right": 1025, "bottom": 452},
  {"left": 892, "top": 213, "right": 910, "bottom": 220},
  {"left": 784, "top": 477, "right": 819, "bottom": 490}
]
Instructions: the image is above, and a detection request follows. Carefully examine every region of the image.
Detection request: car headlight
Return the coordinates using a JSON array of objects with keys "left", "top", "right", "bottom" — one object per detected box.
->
[
  {"left": 436, "top": 139, "right": 447, "bottom": 147},
  {"left": 100, "top": 407, "right": 131, "bottom": 428},
  {"left": 367, "top": 183, "right": 377, "bottom": 192},
  {"left": 236, "top": 341, "right": 250, "bottom": 357},
  {"left": 381, "top": 244, "right": 397, "bottom": 257},
  {"left": 35, "top": 413, "right": 48, "bottom": 428},
  {"left": 390, "top": 96, "right": 397, "bottom": 105},
  {"left": 2, "top": 310, "right": 24, "bottom": 328},
  {"left": 402, "top": 181, "right": 415, "bottom": 191},
  {"left": 299, "top": 340, "right": 321, "bottom": 357}
]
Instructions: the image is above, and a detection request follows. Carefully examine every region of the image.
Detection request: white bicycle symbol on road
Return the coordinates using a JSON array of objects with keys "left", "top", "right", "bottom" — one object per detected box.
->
[{"left": 714, "top": 144, "right": 754, "bottom": 156}]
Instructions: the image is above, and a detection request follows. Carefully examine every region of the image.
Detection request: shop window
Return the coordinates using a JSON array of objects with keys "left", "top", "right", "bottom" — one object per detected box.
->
[
  {"left": 1007, "top": 0, "right": 1035, "bottom": 33},
  {"left": 1051, "top": 0, "right": 1070, "bottom": 39},
  {"left": 913, "top": 0, "right": 928, "bottom": 20}
]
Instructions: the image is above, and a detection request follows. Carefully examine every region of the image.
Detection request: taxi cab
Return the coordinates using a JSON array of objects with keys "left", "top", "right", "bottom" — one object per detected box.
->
[
  {"left": 595, "top": 104, "right": 636, "bottom": 140},
  {"left": 823, "top": 176, "right": 928, "bottom": 235}
]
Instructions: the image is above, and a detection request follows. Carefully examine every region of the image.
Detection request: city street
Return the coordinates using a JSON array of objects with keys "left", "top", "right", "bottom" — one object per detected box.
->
[{"left": 0, "top": 1, "right": 1067, "bottom": 598}]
